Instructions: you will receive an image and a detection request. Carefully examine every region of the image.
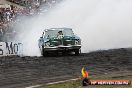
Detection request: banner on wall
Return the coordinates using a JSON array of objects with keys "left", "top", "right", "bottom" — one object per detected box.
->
[{"left": 0, "top": 42, "right": 23, "bottom": 56}]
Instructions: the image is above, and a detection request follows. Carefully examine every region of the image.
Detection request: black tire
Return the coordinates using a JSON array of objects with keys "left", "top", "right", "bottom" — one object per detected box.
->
[
  {"left": 41, "top": 46, "right": 48, "bottom": 56},
  {"left": 75, "top": 49, "right": 81, "bottom": 55},
  {"left": 42, "top": 50, "right": 48, "bottom": 57}
]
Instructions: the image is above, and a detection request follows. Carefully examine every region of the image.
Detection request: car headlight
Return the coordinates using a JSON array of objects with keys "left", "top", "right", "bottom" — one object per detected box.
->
[
  {"left": 75, "top": 40, "right": 80, "bottom": 45},
  {"left": 44, "top": 42, "right": 50, "bottom": 47}
]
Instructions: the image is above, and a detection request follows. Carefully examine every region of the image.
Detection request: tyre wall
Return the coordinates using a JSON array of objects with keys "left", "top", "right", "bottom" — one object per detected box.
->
[{"left": 0, "top": 42, "right": 23, "bottom": 56}]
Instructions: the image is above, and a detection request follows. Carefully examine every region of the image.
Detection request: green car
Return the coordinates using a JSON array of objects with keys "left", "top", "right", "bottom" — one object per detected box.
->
[{"left": 38, "top": 28, "right": 81, "bottom": 56}]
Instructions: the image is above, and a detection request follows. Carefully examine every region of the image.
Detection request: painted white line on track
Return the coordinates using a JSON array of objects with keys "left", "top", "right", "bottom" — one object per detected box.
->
[
  {"left": 25, "top": 85, "right": 41, "bottom": 88},
  {"left": 46, "top": 78, "right": 79, "bottom": 85},
  {"left": 25, "top": 78, "right": 79, "bottom": 88}
]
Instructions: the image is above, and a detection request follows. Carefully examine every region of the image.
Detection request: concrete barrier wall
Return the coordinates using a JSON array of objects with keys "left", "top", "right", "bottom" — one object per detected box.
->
[{"left": 0, "top": 42, "right": 23, "bottom": 56}]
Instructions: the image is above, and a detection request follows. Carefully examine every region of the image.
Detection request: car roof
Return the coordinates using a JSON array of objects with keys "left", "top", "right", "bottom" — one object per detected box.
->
[{"left": 44, "top": 28, "right": 72, "bottom": 31}]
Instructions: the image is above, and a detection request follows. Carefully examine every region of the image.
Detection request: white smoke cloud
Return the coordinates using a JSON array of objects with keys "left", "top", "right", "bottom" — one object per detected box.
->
[{"left": 15, "top": 0, "right": 132, "bottom": 56}]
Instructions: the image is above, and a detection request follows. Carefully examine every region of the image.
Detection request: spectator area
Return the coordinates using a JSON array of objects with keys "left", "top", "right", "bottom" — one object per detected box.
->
[
  {"left": 0, "top": 0, "right": 60, "bottom": 41},
  {"left": 0, "top": 0, "right": 25, "bottom": 8},
  {"left": 0, "top": 0, "right": 26, "bottom": 41}
]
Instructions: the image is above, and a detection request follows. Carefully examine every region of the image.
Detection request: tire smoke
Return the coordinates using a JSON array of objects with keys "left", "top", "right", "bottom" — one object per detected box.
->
[{"left": 16, "top": 0, "right": 132, "bottom": 56}]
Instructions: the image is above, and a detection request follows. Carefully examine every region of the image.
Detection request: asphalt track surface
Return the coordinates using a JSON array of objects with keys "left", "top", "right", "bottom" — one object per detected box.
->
[{"left": 0, "top": 48, "right": 132, "bottom": 88}]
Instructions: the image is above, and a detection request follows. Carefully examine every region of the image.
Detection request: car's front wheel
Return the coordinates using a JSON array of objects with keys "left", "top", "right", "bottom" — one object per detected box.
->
[
  {"left": 41, "top": 46, "right": 48, "bottom": 56},
  {"left": 75, "top": 49, "right": 81, "bottom": 55},
  {"left": 42, "top": 49, "right": 48, "bottom": 56}
]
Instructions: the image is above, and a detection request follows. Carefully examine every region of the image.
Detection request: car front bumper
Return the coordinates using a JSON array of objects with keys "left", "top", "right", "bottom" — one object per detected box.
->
[{"left": 44, "top": 45, "right": 81, "bottom": 51}]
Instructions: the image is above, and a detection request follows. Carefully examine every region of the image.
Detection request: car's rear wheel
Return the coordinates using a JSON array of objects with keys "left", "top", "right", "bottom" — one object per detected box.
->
[{"left": 75, "top": 49, "right": 81, "bottom": 55}]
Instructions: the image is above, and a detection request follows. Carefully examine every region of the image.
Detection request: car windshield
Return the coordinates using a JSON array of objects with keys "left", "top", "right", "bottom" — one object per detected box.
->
[{"left": 44, "top": 29, "right": 74, "bottom": 38}]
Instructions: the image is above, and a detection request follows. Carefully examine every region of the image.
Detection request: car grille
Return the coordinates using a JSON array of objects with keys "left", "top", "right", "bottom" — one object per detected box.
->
[
  {"left": 63, "top": 40, "right": 74, "bottom": 46},
  {"left": 51, "top": 39, "right": 75, "bottom": 46}
]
